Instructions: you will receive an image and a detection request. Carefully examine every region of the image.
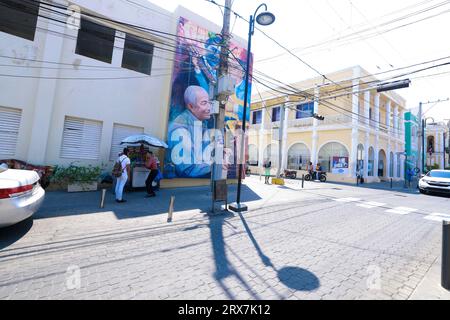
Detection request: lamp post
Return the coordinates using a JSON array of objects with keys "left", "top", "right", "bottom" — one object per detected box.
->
[{"left": 229, "top": 4, "right": 275, "bottom": 213}]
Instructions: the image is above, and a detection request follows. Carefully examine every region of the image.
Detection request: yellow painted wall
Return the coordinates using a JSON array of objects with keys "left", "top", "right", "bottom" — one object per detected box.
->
[{"left": 317, "top": 130, "right": 352, "bottom": 153}]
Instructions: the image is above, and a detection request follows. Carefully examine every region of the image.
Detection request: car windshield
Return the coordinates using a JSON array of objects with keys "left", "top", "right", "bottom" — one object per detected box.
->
[{"left": 428, "top": 171, "right": 450, "bottom": 179}]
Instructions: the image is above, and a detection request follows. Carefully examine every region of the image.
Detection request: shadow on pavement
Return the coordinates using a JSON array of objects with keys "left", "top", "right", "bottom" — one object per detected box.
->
[
  {"left": 208, "top": 212, "right": 262, "bottom": 299},
  {"left": 207, "top": 210, "right": 320, "bottom": 299},
  {"left": 278, "top": 267, "right": 320, "bottom": 291},
  {"left": 35, "top": 184, "right": 262, "bottom": 220},
  {"left": 0, "top": 218, "right": 33, "bottom": 250}
]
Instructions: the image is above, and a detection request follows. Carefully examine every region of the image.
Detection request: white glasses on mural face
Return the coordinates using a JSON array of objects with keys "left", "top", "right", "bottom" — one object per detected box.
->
[{"left": 199, "top": 100, "right": 213, "bottom": 108}]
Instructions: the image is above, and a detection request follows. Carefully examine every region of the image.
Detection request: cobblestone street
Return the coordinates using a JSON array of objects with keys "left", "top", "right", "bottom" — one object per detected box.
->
[{"left": 1, "top": 177, "right": 449, "bottom": 300}]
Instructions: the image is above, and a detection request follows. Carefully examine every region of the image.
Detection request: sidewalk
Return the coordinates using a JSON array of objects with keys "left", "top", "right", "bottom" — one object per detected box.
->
[
  {"left": 356, "top": 180, "right": 420, "bottom": 194},
  {"left": 410, "top": 257, "right": 450, "bottom": 300},
  {"left": 36, "top": 176, "right": 423, "bottom": 221},
  {"left": 312, "top": 178, "right": 421, "bottom": 195},
  {"left": 7, "top": 175, "right": 450, "bottom": 300},
  {"left": 35, "top": 177, "right": 319, "bottom": 221}
]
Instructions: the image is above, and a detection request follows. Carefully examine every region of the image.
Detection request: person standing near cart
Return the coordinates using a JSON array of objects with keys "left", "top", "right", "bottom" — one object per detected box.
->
[
  {"left": 115, "top": 148, "right": 131, "bottom": 203},
  {"left": 145, "top": 151, "right": 159, "bottom": 198}
]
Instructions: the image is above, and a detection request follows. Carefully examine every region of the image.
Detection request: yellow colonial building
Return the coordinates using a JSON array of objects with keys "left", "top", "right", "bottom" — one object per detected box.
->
[{"left": 248, "top": 66, "right": 407, "bottom": 183}]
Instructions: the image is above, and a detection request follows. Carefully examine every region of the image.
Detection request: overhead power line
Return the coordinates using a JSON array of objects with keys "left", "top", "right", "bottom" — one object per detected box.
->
[{"left": 257, "top": 0, "right": 450, "bottom": 64}]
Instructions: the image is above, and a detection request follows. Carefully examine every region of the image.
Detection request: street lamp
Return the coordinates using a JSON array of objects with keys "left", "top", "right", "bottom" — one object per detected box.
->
[{"left": 229, "top": 4, "right": 275, "bottom": 213}]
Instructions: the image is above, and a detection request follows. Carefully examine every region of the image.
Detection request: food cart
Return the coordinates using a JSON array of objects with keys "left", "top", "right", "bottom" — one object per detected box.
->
[{"left": 120, "top": 135, "right": 167, "bottom": 189}]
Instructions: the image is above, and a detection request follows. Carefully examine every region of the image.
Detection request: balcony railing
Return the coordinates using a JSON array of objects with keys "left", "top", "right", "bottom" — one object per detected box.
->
[
  {"left": 265, "top": 120, "right": 281, "bottom": 130},
  {"left": 319, "top": 114, "right": 351, "bottom": 126},
  {"left": 288, "top": 118, "right": 314, "bottom": 129}
]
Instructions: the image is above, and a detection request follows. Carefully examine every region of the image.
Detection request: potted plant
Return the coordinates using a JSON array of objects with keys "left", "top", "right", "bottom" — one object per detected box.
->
[{"left": 51, "top": 163, "right": 103, "bottom": 192}]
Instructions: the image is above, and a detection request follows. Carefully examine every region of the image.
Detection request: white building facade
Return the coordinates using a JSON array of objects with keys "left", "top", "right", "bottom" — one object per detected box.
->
[{"left": 0, "top": 0, "right": 223, "bottom": 169}]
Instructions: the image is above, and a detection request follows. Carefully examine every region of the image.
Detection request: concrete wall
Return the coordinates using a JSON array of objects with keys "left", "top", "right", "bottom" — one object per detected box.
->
[{"left": 0, "top": 1, "right": 244, "bottom": 172}]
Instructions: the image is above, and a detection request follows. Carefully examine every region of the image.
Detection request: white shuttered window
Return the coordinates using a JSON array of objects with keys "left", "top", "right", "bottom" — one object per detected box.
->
[
  {"left": 60, "top": 116, "right": 102, "bottom": 160},
  {"left": 0, "top": 106, "right": 22, "bottom": 157},
  {"left": 110, "top": 124, "right": 144, "bottom": 160}
]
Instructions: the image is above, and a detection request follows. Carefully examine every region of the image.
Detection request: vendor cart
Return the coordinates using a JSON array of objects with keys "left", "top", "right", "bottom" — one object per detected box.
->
[{"left": 120, "top": 135, "right": 167, "bottom": 189}]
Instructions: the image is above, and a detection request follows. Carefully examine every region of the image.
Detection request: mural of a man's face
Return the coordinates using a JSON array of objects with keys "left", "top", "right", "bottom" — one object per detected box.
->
[{"left": 187, "top": 88, "right": 211, "bottom": 121}]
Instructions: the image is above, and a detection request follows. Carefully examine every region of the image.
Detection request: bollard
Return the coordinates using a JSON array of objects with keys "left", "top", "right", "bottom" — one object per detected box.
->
[
  {"left": 302, "top": 174, "right": 304, "bottom": 189},
  {"left": 390, "top": 178, "right": 393, "bottom": 189},
  {"left": 442, "top": 220, "right": 450, "bottom": 290},
  {"left": 356, "top": 176, "right": 359, "bottom": 186},
  {"left": 100, "top": 189, "right": 106, "bottom": 209},
  {"left": 167, "top": 196, "right": 175, "bottom": 223}
]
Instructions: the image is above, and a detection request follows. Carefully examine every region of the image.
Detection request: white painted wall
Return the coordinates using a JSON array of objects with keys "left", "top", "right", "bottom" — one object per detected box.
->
[{"left": 0, "top": 0, "right": 233, "bottom": 168}]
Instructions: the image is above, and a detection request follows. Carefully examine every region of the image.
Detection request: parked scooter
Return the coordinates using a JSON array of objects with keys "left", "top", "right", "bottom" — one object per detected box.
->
[
  {"left": 304, "top": 171, "right": 327, "bottom": 182},
  {"left": 281, "top": 169, "right": 297, "bottom": 179}
]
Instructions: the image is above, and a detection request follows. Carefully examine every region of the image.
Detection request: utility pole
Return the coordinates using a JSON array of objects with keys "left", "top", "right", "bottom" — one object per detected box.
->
[{"left": 211, "top": 0, "right": 232, "bottom": 212}]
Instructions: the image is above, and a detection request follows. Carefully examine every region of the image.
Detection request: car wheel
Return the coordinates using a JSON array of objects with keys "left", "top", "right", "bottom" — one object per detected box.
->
[{"left": 419, "top": 188, "right": 426, "bottom": 194}]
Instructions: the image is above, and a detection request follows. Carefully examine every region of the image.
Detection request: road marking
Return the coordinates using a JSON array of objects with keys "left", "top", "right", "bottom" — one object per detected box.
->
[
  {"left": 385, "top": 207, "right": 418, "bottom": 215},
  {"left": 333, "top": 197, "right": 362, "bottom": 203},
  {"left": 356, "top": 201, "right": 386, "bottom": 209},
  {"left": 424, "top": 213, "right": 450, "bottom": 222}
]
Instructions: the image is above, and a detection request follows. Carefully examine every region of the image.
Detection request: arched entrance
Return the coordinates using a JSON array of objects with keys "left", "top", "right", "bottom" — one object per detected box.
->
[
  {"left": 287, "top": 143, "right": 311, "bottom": 170},
  {"left": 357, "top": 144, "right": 364, "bottom": 175},
  {"left": 427, "top": 136, "right": 435, "bottom": 153},
  {"left": 248, "top": 144, "right": 258, "bottom": 166},
  {"left": 318, "top": 142, "right": 349, "bottom": 173},
  {"left": 263, "top": 144, "right": 279, "bottom": 168},
  {"left": 389, "top": 152, "right": 394, "bottom": 177},
  {"left": 378, "top": 150, "right": 387, "bottom": 178},
  {"left": 368, "top": 147, "right": 375, "bottom": 176}
]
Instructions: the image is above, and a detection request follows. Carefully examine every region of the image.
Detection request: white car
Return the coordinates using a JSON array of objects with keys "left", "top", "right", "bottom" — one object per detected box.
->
[
  {"left": 0, "top": 163, "right": 45, "bottom": 228},
  {"left": 418, "top": 170, "right": 450, "bottom": 195}
]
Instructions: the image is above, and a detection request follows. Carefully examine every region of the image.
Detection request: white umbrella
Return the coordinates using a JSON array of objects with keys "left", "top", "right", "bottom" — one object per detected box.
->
[{"left": 121, "top": 134, "right": 168, "bottom": 149}]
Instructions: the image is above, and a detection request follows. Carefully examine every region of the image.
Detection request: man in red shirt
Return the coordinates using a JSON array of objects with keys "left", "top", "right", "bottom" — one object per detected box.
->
[{"left": 145, "top": 151, "right": 159, "bottom": 197}]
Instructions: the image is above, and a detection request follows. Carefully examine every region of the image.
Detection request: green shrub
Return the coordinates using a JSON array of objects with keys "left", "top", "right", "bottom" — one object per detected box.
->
[
  {"left": 425, "top": 163, "right": 441, "bottom": 172},
  {"left": 50, "top": 163, "right": 103, "bottom": 185}
]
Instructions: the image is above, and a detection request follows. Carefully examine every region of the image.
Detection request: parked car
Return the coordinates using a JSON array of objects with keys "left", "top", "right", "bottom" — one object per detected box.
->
[
  {"left": 0, "top": 164, "right": 45, "bottom": 228},
  {"left": 418, "top": 170, "right": 450, "bottom": 195}
]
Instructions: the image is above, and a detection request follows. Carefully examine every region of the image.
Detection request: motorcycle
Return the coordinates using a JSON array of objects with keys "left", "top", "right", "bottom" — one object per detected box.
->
[
  {"left": 281, "top": 169, "right": 297, "bottom": 179},
  {"left": 304, "top": 171, "right": 327, "bottom": 183}
]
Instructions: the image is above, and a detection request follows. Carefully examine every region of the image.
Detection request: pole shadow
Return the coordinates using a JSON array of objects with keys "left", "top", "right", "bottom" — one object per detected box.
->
[
  {"left": 208, "top": 212, "right": 262, "bottom": 300},
  {"left": 238, "top": 213, "right": 320, "bottom": 294}
]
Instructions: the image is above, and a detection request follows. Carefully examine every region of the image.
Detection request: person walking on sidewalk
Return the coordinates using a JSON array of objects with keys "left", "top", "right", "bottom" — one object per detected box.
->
[
  {"left": 115, "top": 148, "right": 131, "bottom": 203},
  {"left": 145, "top": 151, "right": 159, "bottom": 198}
]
